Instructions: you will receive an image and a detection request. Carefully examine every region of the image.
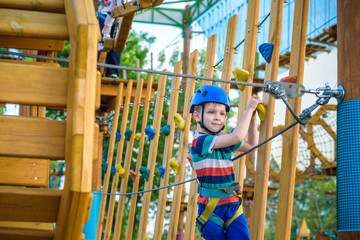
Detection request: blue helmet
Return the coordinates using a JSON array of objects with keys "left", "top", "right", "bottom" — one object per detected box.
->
[{"left": 189, "top": 85, "right": 230, "bottom": 113}]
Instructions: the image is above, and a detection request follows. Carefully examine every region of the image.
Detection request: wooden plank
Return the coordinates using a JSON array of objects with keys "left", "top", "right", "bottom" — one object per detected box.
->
[
  {"left": 0, "top": 157, "right": 49, "bottom": 187},
  {"left": 220, "top": 15, "right": 238, "bottom": 94},
  {"left": 153, "top": 62, "right": 182, "bottom": 240},
  {"left": 0, "top": 62, "right": 68, "bottom": 107},
  {"left": 95, "top": 71, "right": 101, "bottom": 110},
  {"left": 122, "top": 76, "right": 153, "bottom": 240},
  {"left": 95, "top": 83, "right": 124, "bottom": 240},
  {"left": 0, "top": 221, "right": 53, "bottom": 230},
  {"left": 0, "top": 227, "right": 54, "bottom": 240},
  {"left": 0, "top": 36, "right": 65, "bottom": 51},
  {"left": 250, "top": 0, "right": 285, "bottom": 239},
  {"left": 0, "top": 9, "right": 68, "bottom": 40},
  {"left": 0, "top": 186, "right": 61, "bottom": 222},
  {"left": 0, "top": 116, "right": 65, "bottom": 160},
  {"left": 0, "top": 58, "right": 61, "bottom": 67},
  {"left": 137, "top": 72, "right": 168, "bottom": 240},
  {"left": 113, "top": 13, "right": 135, "bottom": 52},
  {"left": 201, "top": 34, "right": 217, "bottom": 85},
  {"left": 104, "top": 79, "right": 137, "bottom": 240},
  {"left": 0, "top": 0, "right": 65, "bottom": 13},
  {"left": 168, "top": 50, "right": 199, "bottom": 240},
  {"left": 111, "top": 0, "right": 163, "bottom": 18}
]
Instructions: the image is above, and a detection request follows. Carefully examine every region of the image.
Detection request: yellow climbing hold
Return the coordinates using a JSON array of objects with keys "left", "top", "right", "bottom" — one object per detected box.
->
[
  {"left": 256, "top": 103, "right": 267, "bottom": 121},
  {"left": 116, "top": 164, "right": 126, "bottom": 178},
  {"left": 135, "top": 133, "right": 142, "bottom": 141},
  {"left": 232, "top": 67, "right": 250, "bottom": 91},
  {"left": 169, "top": 158, "right": 180, "bottom": 174},
  {"left": 174, "top": 113, "right": 185, "bottom": 131}
]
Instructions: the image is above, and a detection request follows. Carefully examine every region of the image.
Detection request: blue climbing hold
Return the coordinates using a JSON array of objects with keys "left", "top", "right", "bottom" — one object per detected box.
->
[
  {"left": 161, "top": 125, "right": 170, "bottom": 136},
  {"left": 145, "top": 127, "right": 156, "bottom": 140},
  {"left": 116, "top": 132, "right": 121, "bottom": 141},
  {"left": 101, "top": 162, "right": 108, "bottom": 173},
  {"left": 259, "top": 43, "right": 274, "bottom": 63},
  {"left": 140, "top": 166, "right": 150, "bottom": 182},
  {"left": 111, "top": 165, "right": 116, "bottom": 176},
  {"left": 159, "top": 166, "right": 165, "bottom": 178},
  {"left": 125, "top": 129, "right": 133, "bottom": 141}
]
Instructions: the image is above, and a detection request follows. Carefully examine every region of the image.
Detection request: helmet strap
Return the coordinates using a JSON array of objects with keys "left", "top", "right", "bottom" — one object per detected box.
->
[{"left": 198, "top": 103, "right": 224, "bottom": 135}]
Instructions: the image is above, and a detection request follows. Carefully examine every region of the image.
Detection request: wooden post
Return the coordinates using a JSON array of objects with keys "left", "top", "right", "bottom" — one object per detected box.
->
[
  {"left": 250, "top": 0, "right": 284, "bottom": 239},
  {"left": 167, "top": 50, "right": 199, "bottom": 240},
  {"left": 153, "top": 62, "right": 182, "bottom": 240},
  {"left": 274, "top": 0, "right": 310, "bottom": 239},
  {"left": 184, "top": 35, "right": 217, "bottom": 240},
  {"left": 234, "top": 0, "right": 261, "bottom": 185},
  {"left": 337, "top": 0, "right": 360, "bottom": 239},
  {"left": 122, "top": 76, "right": 154, "bottom": 240},
  {"left": 95, "top": 83, "right": 124, "bottom": 240},
  {"left": 220, "top": 15, "right": 238, "bottom": 94},
  {"left": 137, "top": 72, "right": 168, "bottom": 240},
  {"left": 103, "top": 80, "right": 134, "bottom": 240}
]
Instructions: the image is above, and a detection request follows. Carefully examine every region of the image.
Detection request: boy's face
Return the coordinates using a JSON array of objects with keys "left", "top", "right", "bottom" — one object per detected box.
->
[{"left": 194, "top": 102, "right": 227, "bottom": 134}]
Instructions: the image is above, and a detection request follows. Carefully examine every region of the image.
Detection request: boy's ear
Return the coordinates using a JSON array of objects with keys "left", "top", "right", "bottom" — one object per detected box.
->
[{"left": 193, "top": 111, "right": 201, "bottom": 122}]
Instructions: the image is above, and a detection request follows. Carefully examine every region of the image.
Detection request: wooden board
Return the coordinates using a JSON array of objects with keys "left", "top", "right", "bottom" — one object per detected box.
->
[
  {"left": 0, "top": 157, "right": 49, "bottom": 187},
  {"left": 0, "top": 8, "right": 68, "bottom": 40},
  {"left": 114, "top": 14, "right": 135, "bottom": 52},
  {"left": 0, "top": 62, "right": 68, "bottom": 107},
  {"left": 0, "top": 116, "right": 65, "bottom": 160},
  {"left": 0, "top": 186, "right": 61, "bottom": 222},
  {"left": 0, "top": 0, "right": 65, "bottom": 13}
]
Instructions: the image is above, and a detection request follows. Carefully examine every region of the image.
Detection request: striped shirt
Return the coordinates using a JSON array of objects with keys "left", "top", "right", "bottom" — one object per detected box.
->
[{"left": 191, "top": 132, "right": 242, "bottom": 206}]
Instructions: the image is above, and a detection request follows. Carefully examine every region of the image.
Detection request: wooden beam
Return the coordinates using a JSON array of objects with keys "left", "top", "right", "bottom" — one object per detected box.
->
[
  {"left": 111, "top": 0, "right": 163, "bottom": 18},
  {"left": 0, "top": 36, "right": 66, "bottom": 51},
  {"left": 0, "top": 62, "right": 68, "bottom": 107},
  {"left": 0, "top": 0, "right": 65, "bottom": 13},
  {"left": 0, "top": 116, "right": 65, "bottom": 159},
  {"left": 0, "top": 186, "right": 61, "bottom": 222},
  {"left": 0, "top": 227, "right": 54, "bottom": 240},
  {"left": 122, "top": 76, "right": 154, "bottom": 240},
  {"left": 113, "top": 14, "right": 135, "bottom": 52},
  {"left": 251, "top": 0, "right": 284, "bottom": 238},
  {"left": 0, "top": 157, "right": 49, "bottom": 187},
  {"left": 275, "top": 1, "right": 310, "bottom": 239},
  {"left": 167, "top": 50, "right": 198, "bottom": 240},
  {"left": 153, "top": 62, "right": 182, "bottom": 240},
  {"left": 0, "top": 8, "right": 68, "bottom": 40}
]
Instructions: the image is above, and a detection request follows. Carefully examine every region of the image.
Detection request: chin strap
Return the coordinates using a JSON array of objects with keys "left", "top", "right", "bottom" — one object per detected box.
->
[{"left": 198, "top": 103, "right": 224, "bottom": 135}]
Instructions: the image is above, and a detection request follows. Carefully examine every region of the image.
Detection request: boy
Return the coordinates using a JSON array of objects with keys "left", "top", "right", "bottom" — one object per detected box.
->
[{"left": 189, "top": 85, "right": 262, "bottom": 240}]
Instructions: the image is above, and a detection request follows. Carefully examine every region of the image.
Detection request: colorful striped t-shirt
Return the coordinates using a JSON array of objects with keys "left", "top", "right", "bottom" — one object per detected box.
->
[{"left": 191, "top": 132, "right": 242, "bottom": 206}]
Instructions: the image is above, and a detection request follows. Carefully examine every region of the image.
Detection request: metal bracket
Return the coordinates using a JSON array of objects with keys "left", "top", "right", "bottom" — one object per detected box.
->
[
  {"left": 264, "top": 80, "right": 305, "bottom": 99},
  {"left": 301, "top": 83, "right": 345, "bottom": 103}
]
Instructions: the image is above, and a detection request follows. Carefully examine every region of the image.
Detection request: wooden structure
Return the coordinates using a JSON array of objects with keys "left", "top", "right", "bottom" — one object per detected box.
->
[{"left": 0, "top": 1, "right": 99, "bottom": 239}]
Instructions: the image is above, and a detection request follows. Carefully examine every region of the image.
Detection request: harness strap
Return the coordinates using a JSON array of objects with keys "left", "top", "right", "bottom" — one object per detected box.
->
[
  {"left": 197, "top": 183, "right": 240, "bottom": 198},
  {"left": 225, "top": 204, "right": 243, "bottom": 229}
]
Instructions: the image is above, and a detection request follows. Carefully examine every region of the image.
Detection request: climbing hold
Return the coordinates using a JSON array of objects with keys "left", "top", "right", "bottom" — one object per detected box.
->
[
  {"left": 259, "top": 43, "right": 274, "bottom": 63},
  {"left": 116, "top": 164, "right": 126, "bottom": 178},
  {"left": 161, "top": 125, "right": 171, "bottom": 136},
  {"left": 101, "top": 162, "right": 108, "bottom": 173},
  {"left": 232, "top": 67, "right": 250, "bottom": 91},
  {"left": 111, "top": 165, "right": 116, "bottom": 176},
  {"left": 159, "top": 166, "right": 165, "bottom": 178},
  {"left": 257, "top": 103, "right": 267, "bottom": 121},
  {"left": 145, "top": 127, "right": 156, "bottom": 140},
  {"left": 140, "top": 166, "right": 150, "bottom": 182},
  {"left": 174, "top": 113, "right": 185, "bottom": 131},
  {"left": 280, "top": 75, "right": 297, "bottom": 83},
  {"left": 130, "top": 170, "right": 137, "bottom": 181},
  {"left": 169, "top": 158, "right": 180, "bottom": 174},
  {"left": 125, "top": 129, "right": 133, "bottom": 141},
  {"left": 116, "top": 132, "right": 121, "bottom": 141},
  {"left": 135, "top": 133, "right": 142, "bottom": 141}
]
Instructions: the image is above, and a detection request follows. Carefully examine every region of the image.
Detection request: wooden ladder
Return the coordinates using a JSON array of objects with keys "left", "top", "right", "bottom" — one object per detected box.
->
[{"left": 0, "top": 0, "right": 100, "bottom": 239}]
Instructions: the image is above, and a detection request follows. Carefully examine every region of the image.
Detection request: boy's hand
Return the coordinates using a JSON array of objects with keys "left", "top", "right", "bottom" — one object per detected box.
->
[{"left": 247, "top": 94, "right": 263, "bottom": 111}]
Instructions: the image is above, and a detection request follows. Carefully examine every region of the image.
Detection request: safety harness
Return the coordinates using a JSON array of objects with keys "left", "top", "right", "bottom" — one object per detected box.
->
[{"left": 196, "top": 182, "right": 244, "bottom": 233}]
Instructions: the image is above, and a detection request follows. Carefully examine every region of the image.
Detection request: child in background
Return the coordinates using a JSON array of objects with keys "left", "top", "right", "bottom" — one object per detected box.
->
[
  {"left": 97, "top": 0, "right": 121, "bottom": 78},
  {"left": 189, "top": 85, "right": 262, "bottom": 240}
]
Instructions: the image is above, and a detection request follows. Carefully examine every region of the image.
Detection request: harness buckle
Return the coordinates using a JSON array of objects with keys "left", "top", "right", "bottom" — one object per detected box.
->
[{"left": 196, "top": 216, "right": 206, "bottom": 232}]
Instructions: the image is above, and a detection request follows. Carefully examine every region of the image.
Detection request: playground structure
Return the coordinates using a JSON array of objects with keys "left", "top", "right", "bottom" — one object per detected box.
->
[{"left": 0, "top": 0, "right": 359, "bottom": 240}]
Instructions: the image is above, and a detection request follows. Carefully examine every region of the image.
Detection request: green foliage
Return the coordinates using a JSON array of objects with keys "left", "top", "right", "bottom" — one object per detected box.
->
[{"left": 57, "top": 41, "right": 71, "bottom": 67}]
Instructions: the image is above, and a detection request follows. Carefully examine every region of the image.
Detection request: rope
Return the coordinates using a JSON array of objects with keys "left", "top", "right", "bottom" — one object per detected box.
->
[{"left": 0, "top": 50, "right": 265, "bottom": 88}]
